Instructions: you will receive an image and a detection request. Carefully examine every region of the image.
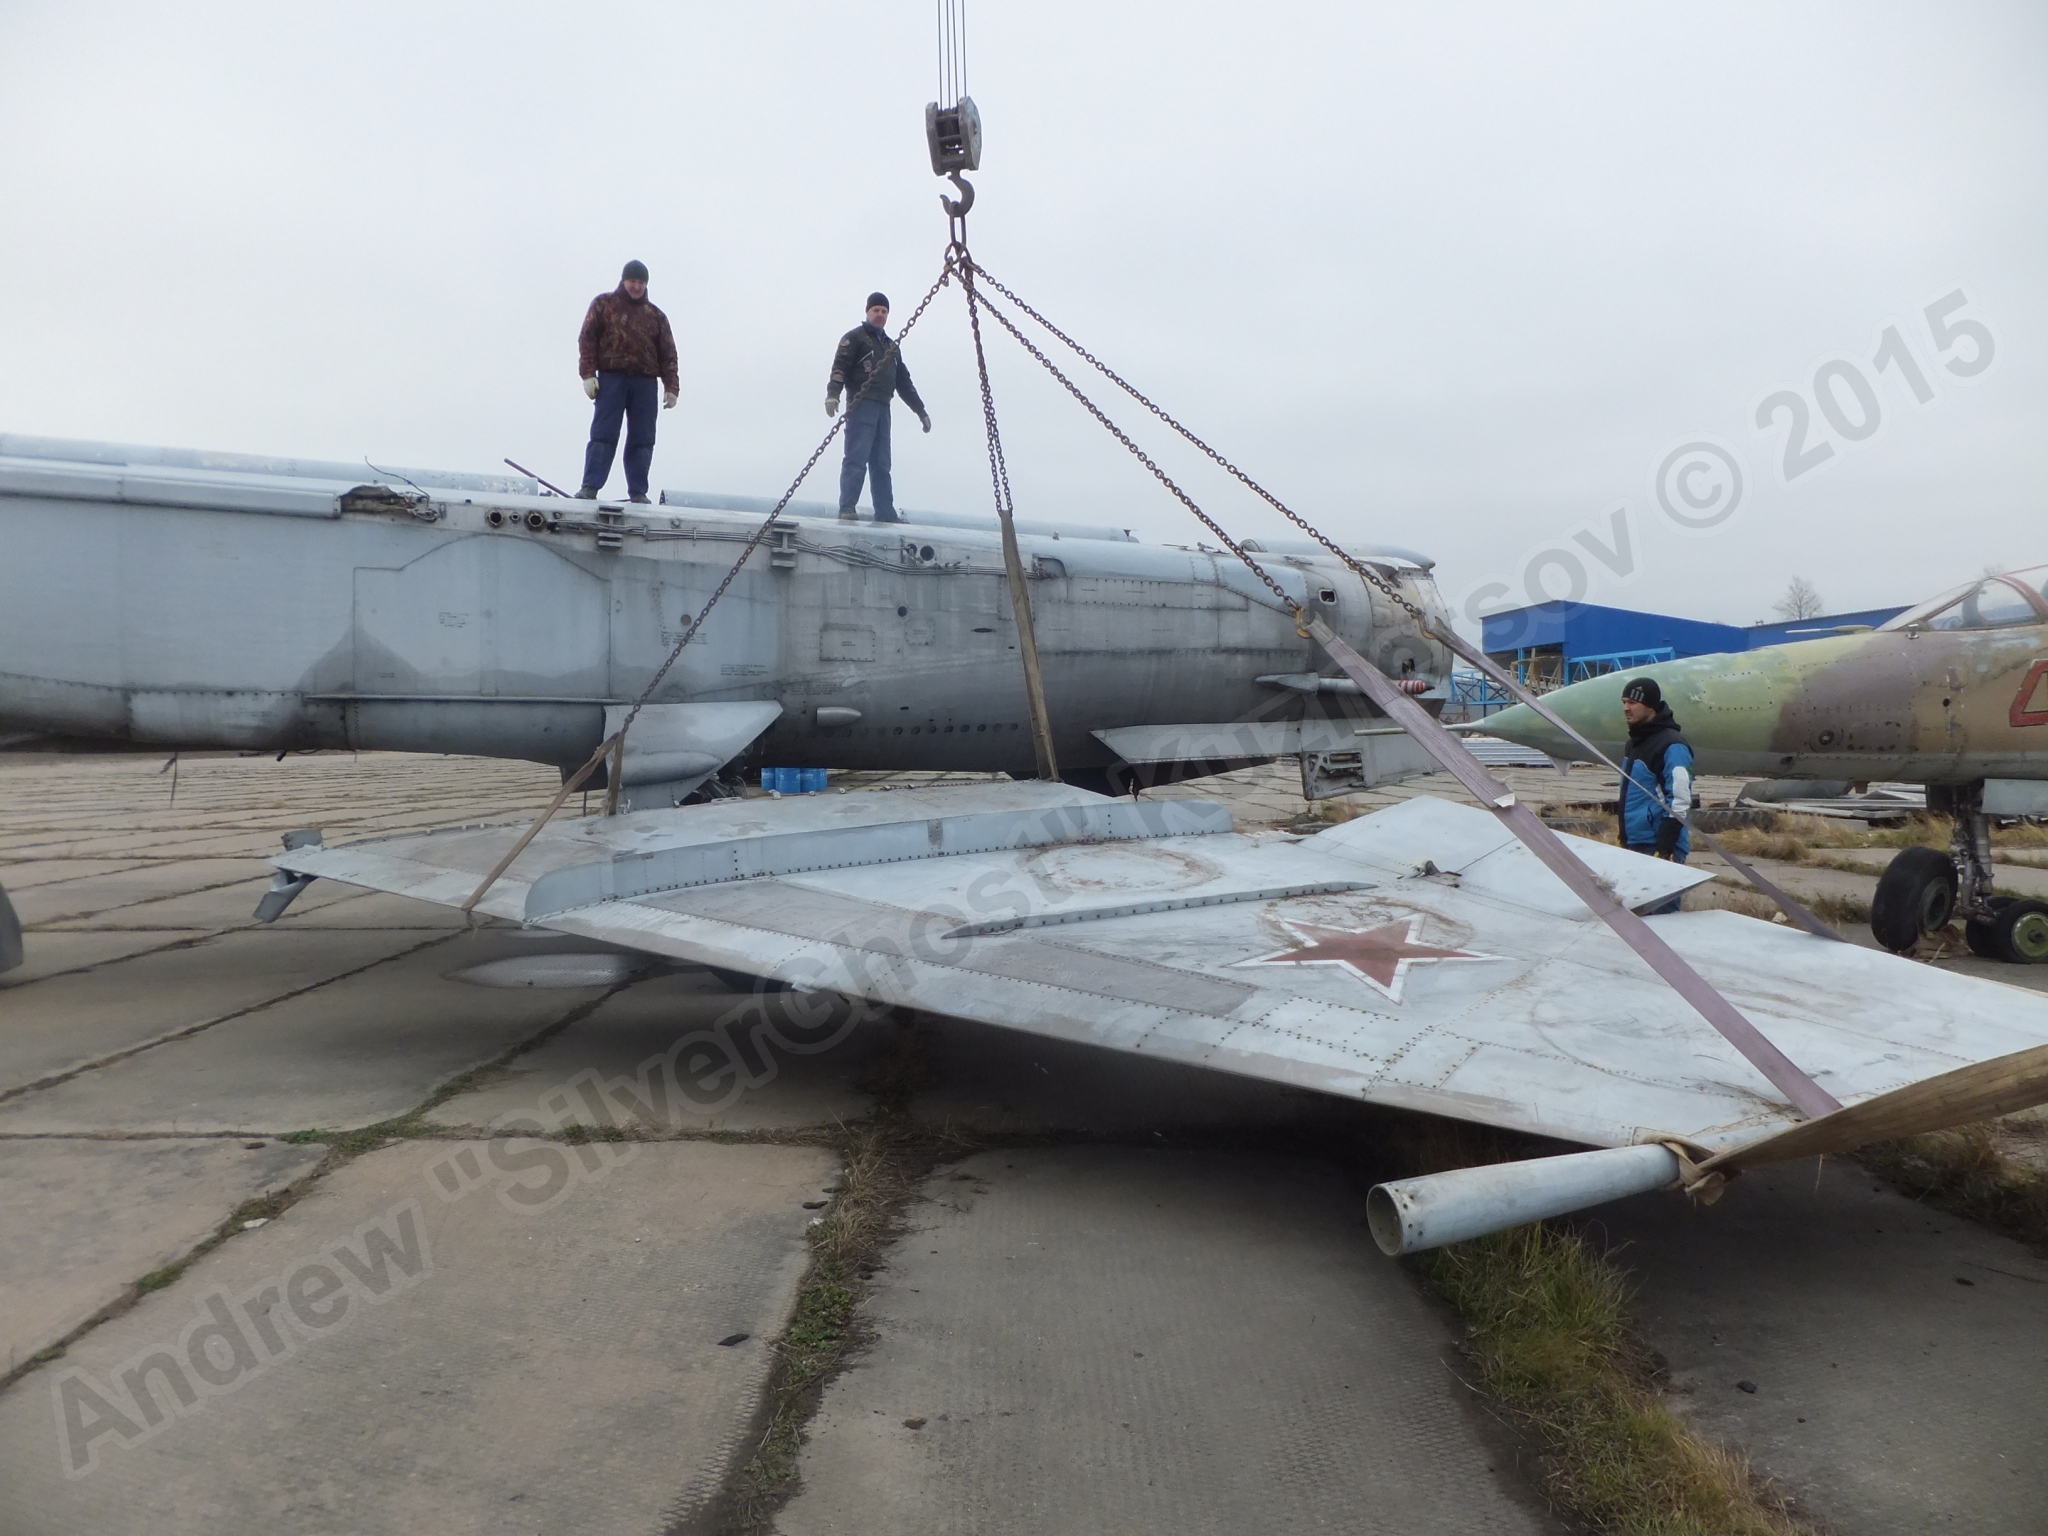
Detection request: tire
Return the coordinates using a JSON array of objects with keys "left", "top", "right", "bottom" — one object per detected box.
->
[
  {"left": 1870, "top": 846, "right": 1958, "bottom": 953},
  {"left": 1994, "top": 900, "right": 2048, "bottom": 965},
  {"left": 1965, "top": 896, "right": 2014, "bottom": 959}
]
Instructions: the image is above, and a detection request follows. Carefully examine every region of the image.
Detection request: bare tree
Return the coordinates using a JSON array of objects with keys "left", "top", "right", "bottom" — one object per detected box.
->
[{"left": 1774, "top": 575, "right": 1824, "bottom": 621}]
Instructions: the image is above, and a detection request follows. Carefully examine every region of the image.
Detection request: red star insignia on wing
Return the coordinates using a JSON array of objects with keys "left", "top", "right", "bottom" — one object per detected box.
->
[{"left": 1234, "top": 915, "right": 1496, "bottom": 1003}]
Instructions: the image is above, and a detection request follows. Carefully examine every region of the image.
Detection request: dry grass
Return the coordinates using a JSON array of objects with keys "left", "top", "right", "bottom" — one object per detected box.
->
[
  {"left": 1861, "top": 1118, "right": 2048, "bottom": 1252},
  {"left": 1709, "top": 826, "right": 1812, "bottom": 863},
  {"left": 1681, "top": 882, "right": 1783, "bottom": 922},
  {"left": 1424, "top": 1225, "right": 1808, "bottom": 1535}
]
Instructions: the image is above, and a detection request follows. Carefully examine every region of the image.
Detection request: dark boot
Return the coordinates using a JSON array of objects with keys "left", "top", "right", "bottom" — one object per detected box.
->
[
  {"left": 628, "top": 493, "right": 650, "bottom": 504},
  {"left": 574, "top": 486, "right": 598, "bottom": 499},
  {"left": 838, "top": 508, "right": 859, "bottom": 521}
]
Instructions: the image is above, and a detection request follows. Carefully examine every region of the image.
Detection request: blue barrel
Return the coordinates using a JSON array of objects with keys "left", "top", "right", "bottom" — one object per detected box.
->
[
  {"left": 802, "top": 767, "right": 828, "bottom": 794},
  {"left": 761, "top": 768, "right": 779, "bottom": 793}
]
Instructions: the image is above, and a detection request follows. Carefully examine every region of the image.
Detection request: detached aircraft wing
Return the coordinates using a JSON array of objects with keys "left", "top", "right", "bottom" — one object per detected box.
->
[{"left": 273, "top": 782, "right": 2048, "bottom": 1249}]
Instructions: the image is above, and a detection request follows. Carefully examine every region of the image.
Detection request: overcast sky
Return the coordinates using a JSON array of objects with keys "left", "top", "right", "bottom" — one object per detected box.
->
[{"left": 2, "top": 2, "right": 2041, "bottom": 634}]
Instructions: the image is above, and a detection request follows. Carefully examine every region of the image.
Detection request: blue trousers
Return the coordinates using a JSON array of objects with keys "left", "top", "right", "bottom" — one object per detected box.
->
[
  {"left": 583, "top": 371, "right": 659, "bottom": 496},
  {"left": 838, "top": 398, "right": 896, "bottom": 520}
]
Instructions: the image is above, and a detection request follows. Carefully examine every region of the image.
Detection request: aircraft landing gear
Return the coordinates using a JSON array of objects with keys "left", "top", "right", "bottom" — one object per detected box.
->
[{"left": 1887, "top": 782, "right": 2048, "bottom": 964}]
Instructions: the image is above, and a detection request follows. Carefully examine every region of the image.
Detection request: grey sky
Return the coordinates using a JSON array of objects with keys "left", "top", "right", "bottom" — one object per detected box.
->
[{"left": 2, "top": 2, "right": 2041, "bottom": 635}]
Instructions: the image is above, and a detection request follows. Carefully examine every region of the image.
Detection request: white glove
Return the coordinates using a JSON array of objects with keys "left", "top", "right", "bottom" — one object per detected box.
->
[
  {"left": 663, "top": 390, "right": 678, "bottom": 410},
  {"left": 824, "top": 395, "right": 839, "bottom": 418},
  {"left": 919, "top": 412, "right": 932, "bottom": 434},
  {"left": 582, "top": 376, "right": 599, "bottom": 400}
]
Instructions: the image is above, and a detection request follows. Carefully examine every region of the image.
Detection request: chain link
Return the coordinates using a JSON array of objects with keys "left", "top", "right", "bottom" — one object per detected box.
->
[
  {"left": 969, "top": 264, "right": 1437, "bottom": 630},
  {"left": 615, "top": 263, "right": 955, "bottom": 742},
  {"left": 958, "top": 266, "right": 1304, "bottom": 622}
]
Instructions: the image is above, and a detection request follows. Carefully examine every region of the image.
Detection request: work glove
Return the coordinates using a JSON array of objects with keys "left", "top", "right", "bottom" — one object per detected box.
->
[
  {"left": 663, "top": 390, "right": 678, "bottom": 410},
  {"left": 824, "top": 395, "right": 840, "bottom": 418},
  {"left": 582, "top": 376, "right": 599, "bottom": 400},
  {"left": 919, "top": 411, "right": 932, "bottom": 434},
  {"left": 1653, "top": 819, "right": 1683, "bottom": 860}
]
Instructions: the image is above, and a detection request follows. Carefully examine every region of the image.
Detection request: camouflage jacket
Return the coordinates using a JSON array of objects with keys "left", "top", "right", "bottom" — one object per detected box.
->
[
  {"left": 827, "top": 323, "right": 926, "bottom": 414},
  {"left": 578, "top": 287, "right": 679, "bottom": 392}
]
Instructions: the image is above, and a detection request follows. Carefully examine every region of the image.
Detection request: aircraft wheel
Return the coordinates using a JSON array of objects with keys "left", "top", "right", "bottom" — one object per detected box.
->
[
  {"left": 1993, "top": 899, "right": 2048, "bottom": 965},
  {"left": 1870, "top": 846, "right": 1957, "bottom": 953},
  {"left": 1964, "top": 897, "right": 2013, "bottom": 959}
]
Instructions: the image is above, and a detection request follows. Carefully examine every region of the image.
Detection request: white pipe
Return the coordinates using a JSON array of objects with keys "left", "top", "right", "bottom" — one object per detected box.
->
[{"left": 1367, "top": 1144, "right": 1683, "bottom": 1256}]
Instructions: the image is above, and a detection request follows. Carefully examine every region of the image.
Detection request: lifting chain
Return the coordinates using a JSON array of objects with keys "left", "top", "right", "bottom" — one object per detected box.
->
[
  {"left": 968, "top": 265, "right": 1434, "bottom": 629},
  {"left": 966, "top": 264, "right": 1838, "bottom": 939},
  {"left": 958, "top": 266, "right": 1303, "bottom": 623},
  {"left": 964, "top": 265, "right": 1840, "bottom": 946}
]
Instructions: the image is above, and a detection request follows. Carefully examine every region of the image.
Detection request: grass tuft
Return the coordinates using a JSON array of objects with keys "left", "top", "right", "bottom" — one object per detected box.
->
[
  {"left": 1423, "top": 1224, "right": 1808, "bottom": 1535},
  {"left": 1861, "top": 1119, "right": 2048, "bottom": 1252}
]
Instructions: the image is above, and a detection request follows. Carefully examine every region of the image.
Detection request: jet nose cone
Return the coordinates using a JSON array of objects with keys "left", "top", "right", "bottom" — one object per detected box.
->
[{"left": 1479, "top": 702, "right": 1569, "bottom": 756}]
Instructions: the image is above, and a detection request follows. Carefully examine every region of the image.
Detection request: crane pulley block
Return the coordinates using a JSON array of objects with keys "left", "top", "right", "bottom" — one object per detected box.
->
[{"left": 925, "top": 96, "right": 982, "bottom": 175}]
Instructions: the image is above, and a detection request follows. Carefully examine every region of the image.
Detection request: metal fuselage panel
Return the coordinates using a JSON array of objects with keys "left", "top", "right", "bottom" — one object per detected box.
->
[
  {"left": 0, "top": 486, "right": 1449, "bottom": 773},
  {"left": 1483, "top": 627, "right": 2048, "bottom": 783}
]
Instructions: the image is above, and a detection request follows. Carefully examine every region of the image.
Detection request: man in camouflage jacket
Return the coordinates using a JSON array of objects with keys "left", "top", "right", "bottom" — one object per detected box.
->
[
  {"left": 576, "top": 260, "right": 680, "bottom": 502},
  {"left": 825, "top": 291, "right": 930, "bottom": 523}
]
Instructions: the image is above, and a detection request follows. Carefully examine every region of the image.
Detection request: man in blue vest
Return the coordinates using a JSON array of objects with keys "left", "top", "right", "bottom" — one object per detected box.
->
[{"left": 1618, "top": 676, "right": 1694, "bottom": 912}]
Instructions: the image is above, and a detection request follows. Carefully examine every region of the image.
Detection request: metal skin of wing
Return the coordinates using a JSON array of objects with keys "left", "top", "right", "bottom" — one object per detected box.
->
[{"left": 274, "top": 785, "right": 2048, "bottom": 1206}]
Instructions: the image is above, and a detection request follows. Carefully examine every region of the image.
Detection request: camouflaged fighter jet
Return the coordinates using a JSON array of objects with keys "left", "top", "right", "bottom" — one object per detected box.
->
[
  {"left": 0, "top": 433, "right": 1451, "bottom": 973},
  {"left": 1479, "top": 564, "right": 2048, "bottom": 965}
]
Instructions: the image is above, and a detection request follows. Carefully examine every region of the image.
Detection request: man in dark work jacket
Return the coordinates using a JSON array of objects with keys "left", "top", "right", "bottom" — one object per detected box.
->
[
  {"left": 825, "top": 292, "right": 930, "bottom": 523},
  {"left": 576, "top": 260, "right": 680, "bottom": 502}
]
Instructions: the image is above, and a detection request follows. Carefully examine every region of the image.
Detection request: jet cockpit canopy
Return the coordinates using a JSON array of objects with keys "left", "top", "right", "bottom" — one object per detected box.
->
[{"left": 1880, "top": 564, "right": 2048, "bottom": 632}]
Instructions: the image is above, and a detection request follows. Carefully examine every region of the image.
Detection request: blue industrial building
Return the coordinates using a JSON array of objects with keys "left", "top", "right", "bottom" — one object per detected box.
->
[{"left": 1449, "top": 599, "right": 1908, "bottom": 716}]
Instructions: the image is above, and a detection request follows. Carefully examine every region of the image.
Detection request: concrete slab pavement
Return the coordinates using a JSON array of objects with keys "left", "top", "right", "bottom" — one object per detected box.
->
[
  {"left": 1596, "top": 1158, "right": 2048, "bottom": 1536},
  {"left": 0, "top": 1137, "right": 328, "bottom": 1375},
  {"left": 428, "top": 971, "right": 892, "bottom": 1133},
  {"left": 0, "top": 929, "right": 211, "bottom": 990},
  {"left": 0, "top": 926, "right": 441, "bottom": 1098},
  {"left": 0, "top": 1139, "right": 838, "bottom": 1536},
  {"left": 9, "top": 860, "right": 271, "bottom": 928},
  {"left": 775, "top": 1146, "right": 1558, "bottom": 1536},
  {"left": 0, "top": 931, "right": 613, "bottom": 1135}
]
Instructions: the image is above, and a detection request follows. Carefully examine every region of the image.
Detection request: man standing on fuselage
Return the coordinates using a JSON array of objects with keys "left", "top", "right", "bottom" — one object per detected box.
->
[
  {"left": 576, "top": 260, "right": 679, "bottom": 503},
  {"left": 1619, "top": 677, "right": 1694, "bottom": 913},
  {"left": 826, "top": 292, "right": 930, "bottom": 523}
]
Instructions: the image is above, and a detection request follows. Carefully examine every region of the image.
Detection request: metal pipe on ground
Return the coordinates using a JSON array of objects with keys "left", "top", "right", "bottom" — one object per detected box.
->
[{"left": 1367, "top": 1144, "right": 1684, "bottom": 1256}]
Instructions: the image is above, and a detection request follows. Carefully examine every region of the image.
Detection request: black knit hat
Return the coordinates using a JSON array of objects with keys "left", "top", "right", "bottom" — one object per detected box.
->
[
  {"left": 866, "top": 291, "right": 890, "bottom": 310},
  {"left": 622, "top": 259, "right": 649, "bottom": 282},
  {"left": 1622, "top": 677, "right": 1662, "bottom": 707}
]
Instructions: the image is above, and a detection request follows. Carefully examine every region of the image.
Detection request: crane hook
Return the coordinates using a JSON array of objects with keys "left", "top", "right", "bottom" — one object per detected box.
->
[{"left": 940, "top": 171, "right": 975, "bottom": 221}]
